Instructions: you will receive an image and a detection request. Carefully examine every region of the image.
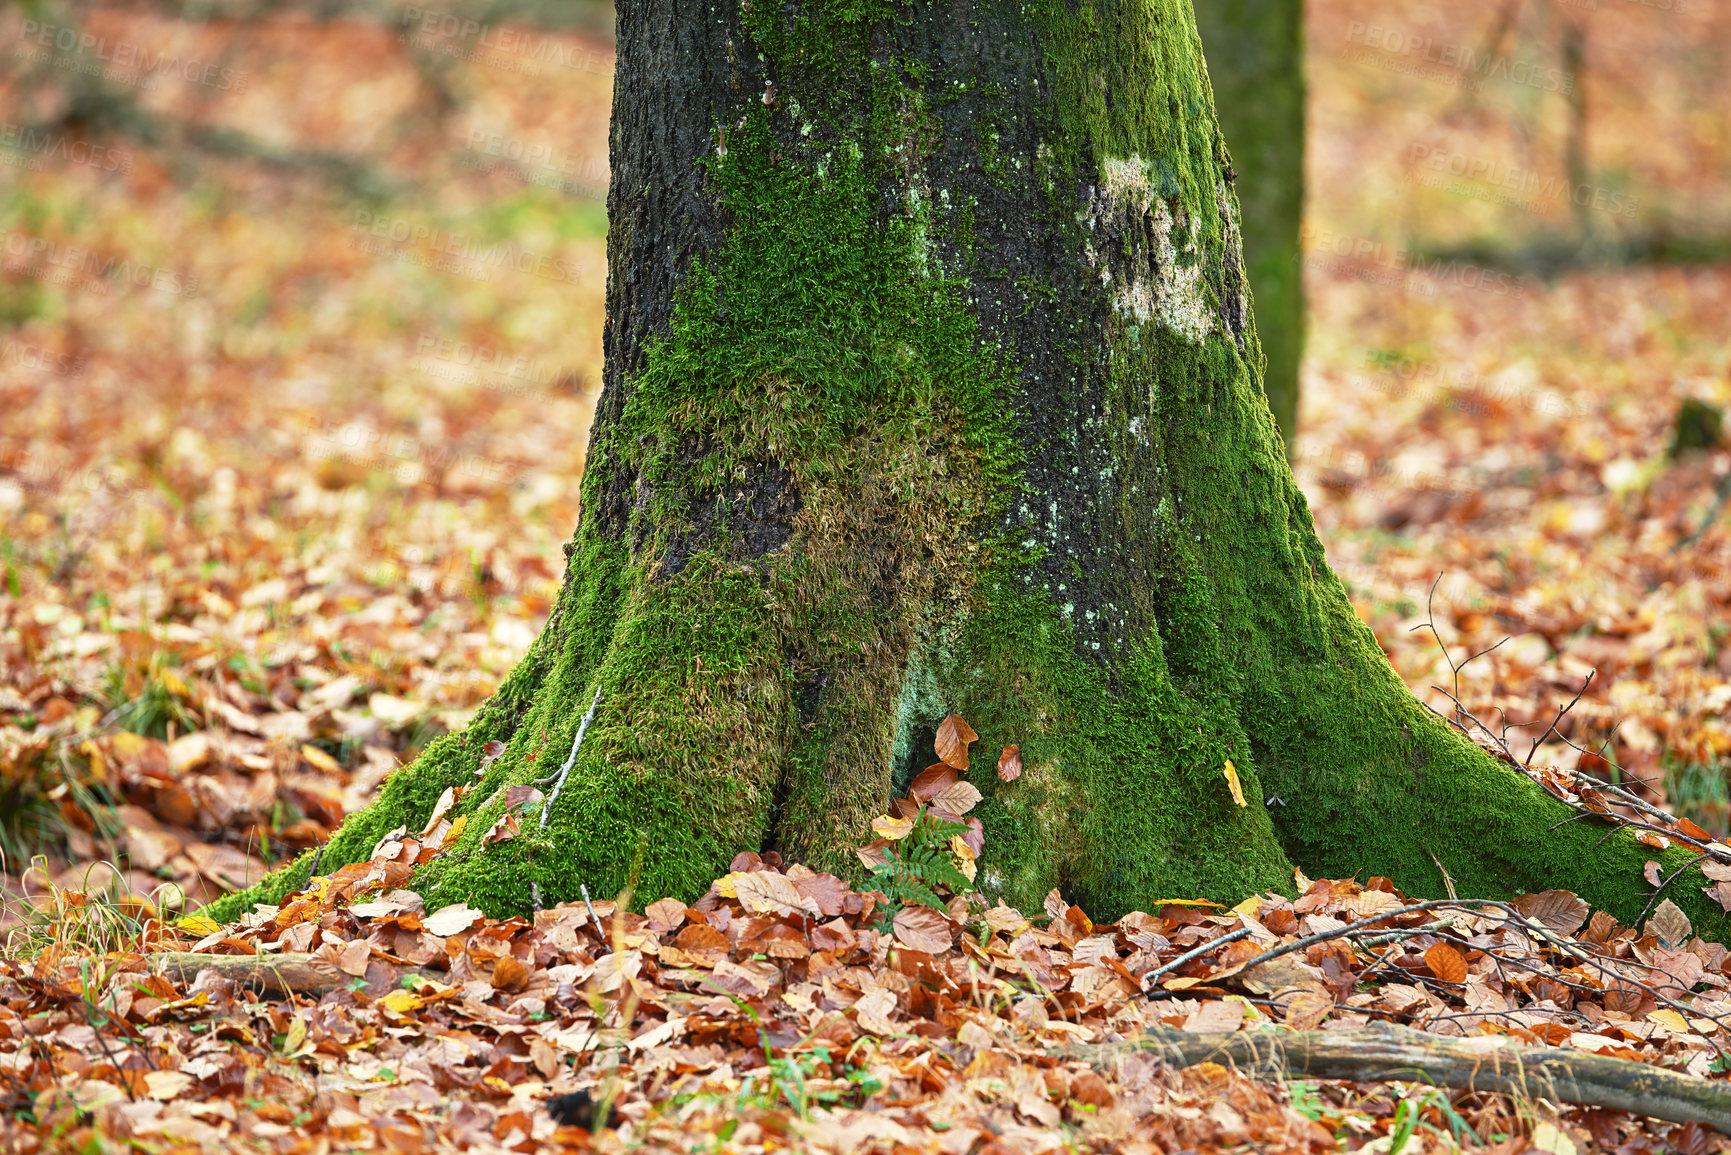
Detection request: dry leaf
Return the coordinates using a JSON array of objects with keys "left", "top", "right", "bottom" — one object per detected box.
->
[
  {"left": 1283, "top": 986, "right": 1334, "bottom": 1031},
  {"left": 928, "top": 780, "right": 983, "bottom": 818},
  {"left": 645, "top": 898, "right": 687, "bottom": 933},
  {"left": 1644, "top": 860, "right": 1664, "bottom": 887},
  {"left": 423, "top": 902, "right": 484, "bottom": 936},
  {"left": 1510, "top": 889, "right": 1590, "bottom": 938},
  {"left": 1646, "top": 898, "right": 1692, "bottom": 949},
  {"left": 892, "top": 905, "right": 954, "bottom": 954},
  {"left": 734, "top": 870, "right": 821, "bottom": 917},
  {"left": 998, "top": 744, "right": 1022, "bottom": 782},
  {"left": 853, "top": 987, "right": 898, "bottom": 1036},
  {"left": 1424, "top": 942, "right": 1468, "bottom": 984},
  {"left": 934, "top": 713, "right": 979, "bottom": 771},
  {"left": 871, "top": 813, "right": 915, "bottom": 841},
  {"left": 1635, "top": 830, "right": 1670, "bottom": 850},
  {"left": 420, "top": 786, "right": 457, "bottom": 838},
  {"left": 1222, "top": 759, "right": 1247, "bottom": 807},
  {"left": 910, "top": 764, "right": 959, "bottom": 801}
]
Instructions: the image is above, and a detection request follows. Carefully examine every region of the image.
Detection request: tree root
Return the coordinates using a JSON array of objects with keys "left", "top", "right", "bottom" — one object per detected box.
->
[
  {"left": 1061, "top": 1021, "right": 1730, "bottom": 1130},
  {"left": 150, "top": 952, "right": 439, "bottom": 997}
]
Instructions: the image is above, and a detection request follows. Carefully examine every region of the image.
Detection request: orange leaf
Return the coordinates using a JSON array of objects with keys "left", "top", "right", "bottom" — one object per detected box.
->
[
  {"left": 1677, "top": 817, "right": 1712, "bottom": 840},
  {"left": 1635, "top": 830, "right": 1670, "bottom": 850},
  {"left": 1424, "top": 942, "right": 1468, "bottom": 984},
  {"left": 998, "top": 744, "right": 1022, "bottom": 782},
  {"left": 934, "top": 714, "right": 979, "bottom": 771}
]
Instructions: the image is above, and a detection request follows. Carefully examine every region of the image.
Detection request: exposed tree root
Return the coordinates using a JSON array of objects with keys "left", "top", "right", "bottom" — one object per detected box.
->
[{"left": 1064, "top": 1022, "right": 1731, "bottom": 1129}]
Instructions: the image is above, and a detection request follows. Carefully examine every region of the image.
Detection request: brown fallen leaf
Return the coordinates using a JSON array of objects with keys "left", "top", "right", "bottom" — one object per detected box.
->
[
  {"left": 892, "top": 905, "right": 954, "bottom": 954},
  {"left": 998, "top": 744, "right": 1022, "bottom": 781},
  {"left": 1424, "top": 941, "right": 1468, "bottom": 984},
  {"left": 1510, "top": 889, "right": 1590, "bottom": 938},
  {"left": 934, "top": 713, "right": 979, "bottom": 771}
]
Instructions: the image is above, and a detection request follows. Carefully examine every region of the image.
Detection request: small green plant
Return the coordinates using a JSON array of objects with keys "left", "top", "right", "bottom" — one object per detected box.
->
[
  {"left": 866, "top": 806, "right": 974, "bottom": 921},
  {"left": 101, "top": 654, "right": 200, "bottom": 739}
]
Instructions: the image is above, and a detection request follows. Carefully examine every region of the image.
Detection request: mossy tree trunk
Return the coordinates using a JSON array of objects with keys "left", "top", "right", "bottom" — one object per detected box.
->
[
  {"left": 1193, "top": 0, "right": 1305, "bottom": 445},
  {"left": 209, "top": 0, "right": 1727, "bottom": 940}
]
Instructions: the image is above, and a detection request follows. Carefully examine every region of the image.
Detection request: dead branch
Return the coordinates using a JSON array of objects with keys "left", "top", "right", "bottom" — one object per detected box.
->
[
  {"left": 151, "top": 952, "right": 438, "bottom": 996},
  {"left": 1064, "top": 1021, "right": 1731, "bottom": 1129}
]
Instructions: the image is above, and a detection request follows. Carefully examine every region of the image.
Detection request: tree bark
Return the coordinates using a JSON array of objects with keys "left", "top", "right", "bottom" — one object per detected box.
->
[
  {"left": 207, "top": 0, "right": 1728, "bottom": 941},
  {"left": 1193, "top": 0, "right": 1305, "bottom": 445}
]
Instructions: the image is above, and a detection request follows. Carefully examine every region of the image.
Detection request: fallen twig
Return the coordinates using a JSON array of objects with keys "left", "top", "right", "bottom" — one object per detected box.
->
[{"left": 1063, "top": 1021, "right": 1731, "bottom": 1128}]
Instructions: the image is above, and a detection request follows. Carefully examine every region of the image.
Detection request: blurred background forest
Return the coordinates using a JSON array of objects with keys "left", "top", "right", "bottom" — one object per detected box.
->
[{"left": 1, "top": 0, "right": 1728, "bottom": 917}]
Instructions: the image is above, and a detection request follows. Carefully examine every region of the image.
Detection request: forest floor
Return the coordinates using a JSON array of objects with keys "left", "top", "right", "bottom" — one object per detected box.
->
[{"left": 2, "top": 0, "right": 1731, "bottom": 1152}]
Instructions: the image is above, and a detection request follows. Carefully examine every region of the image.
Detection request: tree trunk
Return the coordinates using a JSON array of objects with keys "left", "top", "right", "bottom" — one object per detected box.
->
[
  {"left": 206, "top": 0, "right": 1728, "bottom": 940},
  {"left": 1193, "top": 0, "right": 1305, "bottom": 445}
]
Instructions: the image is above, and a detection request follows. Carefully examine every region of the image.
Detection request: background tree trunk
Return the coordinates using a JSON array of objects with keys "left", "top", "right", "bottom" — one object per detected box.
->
[
  {"left": 208, "top": 0, "right": 1727, "bottom": 940},
  {"left": 1193, "top": 0, "right": 1305, "bottom": 446}
]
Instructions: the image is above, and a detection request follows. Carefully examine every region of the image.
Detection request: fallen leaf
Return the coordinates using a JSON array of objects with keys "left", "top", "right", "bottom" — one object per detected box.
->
[
  {"left": 998, "top": 744, "right": 1022, "bottom": 781},
  {"left": 893, "top": 905, "right": 953, "bottom": 954},
  {"left": 1222, "top": 759, "right": 1247, "bottom": 807},
  {"left": 482, "top": 811, "right": 521, "bottom": 846},
  {"left": 1510, "top": 890, "right": 1590, "bottom": 938},
  {"left": 420, "top": 786, "right": 457, "bottom": 838},
  {"left": 144, "top": 1070, "right": 194, "bottom": 1101},
  {"left": 1644, "top": 860, "right": 1665, "bottom": 887},
  {"left": 1635, "top": 830, "right": 1670, "bottom": 850},
  {"left": 1647, "top": 898, "right": 1692, "bottom": 949},
  {"left": 928, "top": 780, "right": 983, "bottom": 818},
  {"left": 734, "top": 870, "right": 821, "bottom": 917},
  {"left": 854, "top": 987, "right": 898, "bottom": 1036},
  {"left": 1282, "top": 986, "right": 1334, "bottom": 1031},
  {"left": 1424, "top": 942, "right": 1468, "bottom": 984},
  {"left": 872, "top": 814, "right": 914, "bottom": 841},
  {"left": 910, "top": 764, "right": 959, "bottom": 801},
  {"left": 934, "top": 713, "right": 979, "bottom": 771},
  {"left": 646, "top": 897, "right": 687, "bottom": 933},
  {"left": 424, "top": 902, "right": 484, "bottom": 936},
  {"left": 299, "top": 742, "right": 342, "bottom": 775}
]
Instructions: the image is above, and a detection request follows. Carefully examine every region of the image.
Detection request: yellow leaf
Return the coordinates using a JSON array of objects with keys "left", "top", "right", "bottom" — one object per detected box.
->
[
  {"left": 1232, "top": 895, "right": 1263, "bottom": 917},
  {"left": 1531, "top": 1122, "right": 1576, "bottom": 1155},
  {"left": 281, "top": 1015, "right": 310, "bottom": 1057},
  {"left": 1647, "top": 1009, "right": 1689, "bottom": 1033},
  {"left": 379, "top": 989, "right": 424, "bottom": 1016},
  {"left": 301, "top": 743, "right": 344, "bottom": 775},
  {"left": 442, "top": 813, "right": 467, "bottom": 847},
  {"left": 1223, "top": 760, "right": 1247, "bottom": 807},
  {"left": 871, "top": 814, "right": 915, "bottom": 841},
  {"left": 177, "top": 914, "right": 221, "bottom": 936},
  {"left": 1162, "top": 976, "right": 1205, "bottom": 991},
  {"left": 714, "top": 872, "right": 748, "bottom": 898}
]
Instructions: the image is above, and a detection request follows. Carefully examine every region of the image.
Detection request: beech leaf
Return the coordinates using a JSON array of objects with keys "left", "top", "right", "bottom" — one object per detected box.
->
[
  {"left": 892, "top": 905, "right": 954, "bottom": 954},
  {"left": 1510, "top": 890, "right": 1590, "bottom": 938},
  {"left": 998, "top": 744, "right": 1022, "bottom": 781},
  {"left": 934, "top": 713, "right": 979, "bottom": 771}
]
